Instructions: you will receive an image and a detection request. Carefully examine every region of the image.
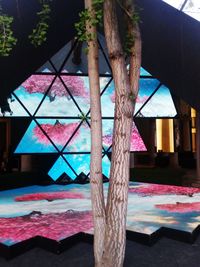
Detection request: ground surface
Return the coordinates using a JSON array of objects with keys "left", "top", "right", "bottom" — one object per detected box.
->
[{"left": 1, "top": 237, "right": 200, "bottom": 267}]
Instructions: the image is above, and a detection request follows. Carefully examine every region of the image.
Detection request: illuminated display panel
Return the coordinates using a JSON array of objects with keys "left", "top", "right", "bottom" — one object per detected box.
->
[
  {"left": 15, "top": 119, "right": 82, "bottom": 153},
  {"left": 48, "top": 154, "right": 111, "bottom": 181},
  {"left": 7, "top": 35, "right": 177, "bottom": 180},
  {"left": 48, "top": 156, "right": 77, "bottom": 181},
  {"left": 103, "top": 120, "right": 147, "bottom": 152},
  {"left": 0, "top": 94, "right": 29, "bottom": 117},
  {"left": 137, "top": 85, "right": 177, "bottom": 117},
  {"left": 63, "top": 121, "right": 91, "bottom": 153},
  {"left": 15, "top": 120, "right": 58, "bottom": 153},
  {"left": 64, "top": 154, "right": 91, "bottom": 177},
  {"left": 14, "top": 75, "right": 110, "bottom": 117},
  {"left": 101, "top": 78, "right": 160, "bottom": 117},
  {"left": 134, "top": 79, "right": 161, "bottom": 115},
  {"left": 13, "top": 75, "right": 55, "bottom": 115}
]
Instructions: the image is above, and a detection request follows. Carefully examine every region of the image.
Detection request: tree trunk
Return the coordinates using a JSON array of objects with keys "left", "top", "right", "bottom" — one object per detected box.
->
[
  {"left": 102, "top": 0, "right": 141, "bottom": 266},
  {"left": 84, "top": 0, "right": 106, "bottom": 266}
]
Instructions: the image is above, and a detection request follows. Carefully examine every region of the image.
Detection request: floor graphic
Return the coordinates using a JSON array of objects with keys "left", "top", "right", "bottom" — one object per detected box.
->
[{"left": 1, "top": 182, "right": 200, "bottom": 246}]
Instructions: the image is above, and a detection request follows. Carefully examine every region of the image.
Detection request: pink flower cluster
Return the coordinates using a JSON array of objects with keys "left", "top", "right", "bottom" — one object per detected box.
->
[
  {"left": 129, "top": 184, "right": 200, "bottom": 196},
  {"left": 15, "top": 192, "right": 85, "bottom": 202},
  {"left": 33, "top": 121, "right": 80, "bottom": 145},
  {"left": 130, "top": 126, "right": 146, "bottom": 151},
  {"left": 61, "top": 76, "right": 88, "bottom": 98},
  {"left": 0, "top": 210, "right": 93, "bottom": 244},
  {"left": 103, "top": 126, "right": 146, "bottom": 151},
  {"left": 22, "top": 75, "right": 88, "bottom": 99},
  {"left": 155, "top": 202, "right": 200, "bottom": 213},
  {"left": 102, "top": 134, "right": 113, "bottom": 147}
]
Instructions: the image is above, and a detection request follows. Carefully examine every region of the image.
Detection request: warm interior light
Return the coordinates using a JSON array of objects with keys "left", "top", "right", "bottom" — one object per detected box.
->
[
  {"left": 156, "top": 119, "right": 174, "bottom": 152},
  {"left": 191, "top": 108, "right": 196, "bottom": 152},
  {"left": 191, "top": 108, "right": 196, "bottom": 118},
  {"left": 156, "top": 119, "right": 162, "bottom": 152}
]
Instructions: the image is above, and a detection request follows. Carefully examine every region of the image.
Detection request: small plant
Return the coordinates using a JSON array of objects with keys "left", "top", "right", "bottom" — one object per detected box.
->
[
  {"left": 0, "top": 2, "right": 17, "bottom": 56},
  {"left": 75, "top": 0, "right": 104, "bottom": 43},
  {"left": 29, "top": 0, "right": 51, "bottom": 47}
]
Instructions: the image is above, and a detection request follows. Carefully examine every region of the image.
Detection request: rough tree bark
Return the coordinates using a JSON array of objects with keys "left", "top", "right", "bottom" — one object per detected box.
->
[
  {"left": 85, "top": 0, "right": 141, "bottom": 266},
  {"left": 102, "top": 0, "right": 142, "bottom": 266},
  {"left": 84, "top": 0, "right": 106, "bottom": 266}
]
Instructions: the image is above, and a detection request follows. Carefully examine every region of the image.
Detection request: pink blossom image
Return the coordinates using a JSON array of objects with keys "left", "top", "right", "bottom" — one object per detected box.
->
[
  {"left": 102, "top": 134, "right": 113, "bottom": 147},
  {"left": 15, "top": 192, "right": 85, "bottom": 202},
  {"left": 22, "top": 75, "right": 88, "bottom": 100},
  {"left": 103, "top": 125, "right": 146, "bottom": 151},
  {"left": 129, "top": 184, "right": 200, "bottom": 196},
  {"left": 130, "top": 126, "right": 146, "bottom": 151},
  {"left": 0, "top": 210, "right": 93, "bottom": 244},
  {"left": 155, "top": 202, "right": 200, "bottom": 213},
  {"left": 33, "top": 121, "right": 80, "bottom": 146},
  {"left": 61, "top": 76, "right": 88, "bottom": 98}
]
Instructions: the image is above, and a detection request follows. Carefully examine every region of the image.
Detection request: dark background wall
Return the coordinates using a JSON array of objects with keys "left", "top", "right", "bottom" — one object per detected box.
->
[{"left": 0, "top": 0, "right": 200, "bottom": 110}]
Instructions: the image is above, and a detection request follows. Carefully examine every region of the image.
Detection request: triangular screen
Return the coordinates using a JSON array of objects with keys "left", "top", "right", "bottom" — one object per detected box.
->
[
  {"left": 48, "top": 156, "right": 77, "bottom": 181},
  {"left": 36, "top": 119, "right": 81, "bottom": 151},
  {"left": 137, "top": 85, "right": 177, "bottom": 117},
  {"left": 64, "top": 154, "right": 91, "bottom": 177},
  {"left": 134, "top": 78, "right": 160, "bottom": 115},
  {"left": 36, "top": 62, "right": 55, "bottom": 73},
  {"left": 140, "top": 67, "right": 152, "bottom": 76},
  {"left": 103, "top": 120, "right": 147, "bottom": 152},
  {"left": 35, "top": 77, "right": 81, "bottom": 117},
  {"left": 61, "top": 38, "right": 111, "bottom": 74},
  {"left": 63, "top": 121, "right": 91, "bottom": 153},
  {"left": 0, "top": 94, "right": 29, "bottom": 117},
  {"left": 15, "top": 120, "right": 58, "bottom": 153},
  {"left": 13, "top": 75, "right": 55, "bottom": 116}
]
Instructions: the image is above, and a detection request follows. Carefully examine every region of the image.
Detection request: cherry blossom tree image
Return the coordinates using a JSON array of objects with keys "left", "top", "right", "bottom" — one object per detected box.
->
[
  {"left": 102, "top": 134, "right": 113, "bottom": 147},
  {"left": 21, "top": 74, "right": 88, "bottom": 101},
  {"left": 61, "top": 75, "right": 89, "bottom": 98},
  {"left": 130, "top": 125, "right": 146, "bottom": 151},
  {"left": 33, "top": 120, "right": 80, "bottom": 146},
  {"left": 0, "top": 210, "right": 93, "bottom": 244},
  {"left": 103, "top": 125, "right": 146, "bottom": 151},
  {"left": 129, "top": 184, "right": 200, "bottom": 196},
  {"left": 155, "top": 202, "right": 200, "bottom": 213},
  {"left": 15, "top": 191, "right": 85, "bottom": 202}
]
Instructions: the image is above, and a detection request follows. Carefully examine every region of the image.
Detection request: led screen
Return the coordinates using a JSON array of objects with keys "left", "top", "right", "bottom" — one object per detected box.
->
[
  {"left": 140, "top": 67, "right": 152, "bottom": 76},
  {"left": 11, "top": 75, "right": 110, "bottom": 117},
  {"left": 101, "top": 78, "right": 160, "bottom": 117},
  {"left": 13, "top": 75, "right": 55, "bottom": 115},
  {"left": 48, "top": 154, "right": 111, "bottom": 181},
  {"left": 0, "top": 94, "right": 29, "bottom": 117},
  {"left": 63, "top": 121, "right": 91, "bottom": 153},
  {"left": 59, "top": 38, "right": 111, "bottom": 74},
  {"left": 48, "top": 156, "right": 77, "bottom": 181},
  {"left": 137, "top": 85, "right": 177, "bottom": 117},
  {"left": 102, "top": 119, "right": 146, "bottom": 152},
  {"left": 15, "top": 119, "right": 82, "bottom": 153},
  {"left": 9, "top": 33, "right": 178, "bottom": 182}
]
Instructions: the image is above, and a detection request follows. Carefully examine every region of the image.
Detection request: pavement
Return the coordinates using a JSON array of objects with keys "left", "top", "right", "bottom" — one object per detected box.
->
[{"left": 1, "top": 236, "right": 200, "bottom": 267}]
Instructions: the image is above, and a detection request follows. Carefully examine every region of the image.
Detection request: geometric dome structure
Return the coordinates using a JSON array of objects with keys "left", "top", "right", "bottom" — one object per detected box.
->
[{"left": 1, "top": 36, "right": 177, "bottom": 181}]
